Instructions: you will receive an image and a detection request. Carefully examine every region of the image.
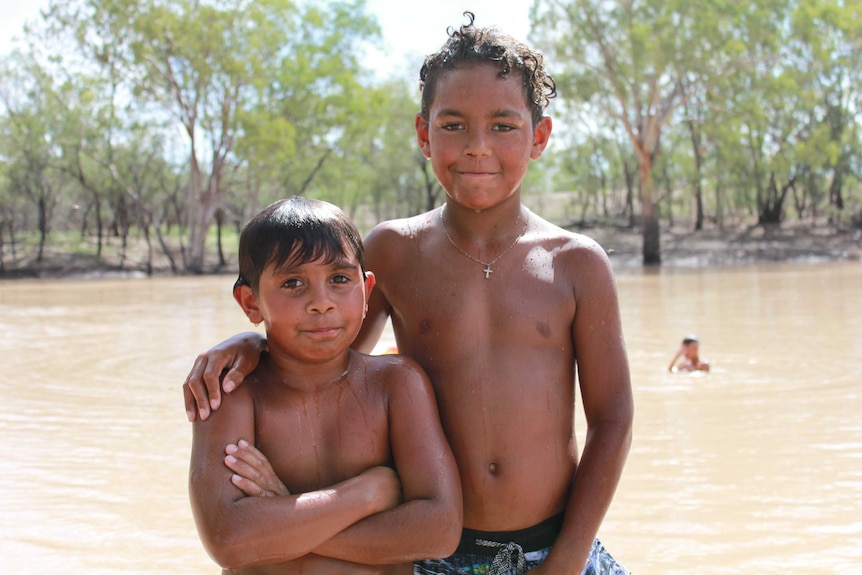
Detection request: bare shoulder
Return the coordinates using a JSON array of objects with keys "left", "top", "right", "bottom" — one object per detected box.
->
[
  {"left": 365, "top": 211, "right": 437, "bottom": 252},
  {"left": 357, "top": 351, "right": 428, "bottom": 383},
  {"left": 529, "top": 213, "right": 615, "bottom": 285},
  {"left": 353, "top": 351, "right": 433, "bottom": 396}
]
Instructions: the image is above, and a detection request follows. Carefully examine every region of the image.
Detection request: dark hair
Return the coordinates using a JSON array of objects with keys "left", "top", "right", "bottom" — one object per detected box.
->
[
  {"left": 683, "top": 335, "right": 699, "bottom": 345},
  {"left": 236, "top": 197, "right": 366, "bottom": 293},
  {"left": 418, "top": 11, "right": 557, "bottom": 127}
]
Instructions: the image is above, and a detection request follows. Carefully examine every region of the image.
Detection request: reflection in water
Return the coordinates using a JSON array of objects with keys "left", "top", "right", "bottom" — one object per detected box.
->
[{"left": 1, "top": 263, "right": 860, "bottom": 574}]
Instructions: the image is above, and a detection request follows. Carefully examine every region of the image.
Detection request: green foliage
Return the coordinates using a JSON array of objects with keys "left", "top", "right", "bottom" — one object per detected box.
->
[
  {"left": 532, "top": 0, "right": 861, "bottom": 239},
  {"left": 1, "top": 0, "right": 860, "bottom": 272}
]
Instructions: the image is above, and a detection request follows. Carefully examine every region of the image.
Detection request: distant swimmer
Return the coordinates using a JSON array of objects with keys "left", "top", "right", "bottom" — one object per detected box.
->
[{"left": 668, "top": 334, "right": 710, "bottom": 373}]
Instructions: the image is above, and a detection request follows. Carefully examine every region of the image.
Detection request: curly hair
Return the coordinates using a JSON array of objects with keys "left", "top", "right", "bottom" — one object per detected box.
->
[{"left": 418, "top": 12, "right": 557, "bottom": 127}]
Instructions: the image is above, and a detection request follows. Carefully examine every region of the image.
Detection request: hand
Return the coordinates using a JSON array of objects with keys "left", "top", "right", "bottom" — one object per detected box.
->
[
  {"left": 183, "top": 332, "right": 267, "bottom": 422},
  {"left": 225, "top": 439, "right": 290, "bottom": 497},
  {"left": 359, "top": 466, "right": 403, "bottom": 513}
]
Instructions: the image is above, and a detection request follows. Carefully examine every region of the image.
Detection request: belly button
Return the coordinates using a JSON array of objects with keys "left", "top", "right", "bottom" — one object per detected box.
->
[{"left": 488, "top": 462, "right": 498, "bottom": 475}]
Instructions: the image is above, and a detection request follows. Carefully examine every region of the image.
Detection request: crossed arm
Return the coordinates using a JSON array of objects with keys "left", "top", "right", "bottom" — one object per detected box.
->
[{"left": 189, "top": 363, "right": 461, "bottom": 570}]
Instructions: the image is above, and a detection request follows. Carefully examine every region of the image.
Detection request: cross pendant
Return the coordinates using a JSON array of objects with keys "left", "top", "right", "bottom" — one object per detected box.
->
[{"left": 483, "top": 265, "right": 493, "bottom": 278}]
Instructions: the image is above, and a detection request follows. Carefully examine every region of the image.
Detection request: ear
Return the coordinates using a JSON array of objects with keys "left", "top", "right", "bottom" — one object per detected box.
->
[
  {"left": 530, "top": 115, "right": 553, "bottom": 160},
  {"left": 362, "top": 271, "right": 376, "bottom": 319},
  {"left": 234, "top": 284, "right": 264, "bottom": 326},
  {"left": 415, "top": 113, "right": 432, "bottom": 159},
  {"left": 363, "top": 271, "right": 376, "bottom": 301}
]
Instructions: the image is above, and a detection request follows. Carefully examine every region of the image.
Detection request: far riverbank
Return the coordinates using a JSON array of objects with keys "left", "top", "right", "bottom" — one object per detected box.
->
[{"left": 2, "top": 222, "right": 861, "bottom": 280}]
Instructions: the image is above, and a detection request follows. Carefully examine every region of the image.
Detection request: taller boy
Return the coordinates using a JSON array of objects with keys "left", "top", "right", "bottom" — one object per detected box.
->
[{"left": 186, "top": 13, "right": 633, "bottom": 575}]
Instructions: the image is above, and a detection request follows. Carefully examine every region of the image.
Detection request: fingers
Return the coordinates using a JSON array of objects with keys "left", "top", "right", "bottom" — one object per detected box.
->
[
  {"left": 226, "top": 439, "right": 268, "bottom": 469},
  {"left": 199, "top": 353, "right": 224, "bottom": 412},
  {"left": 224, "top": 440, "right": 290, "bottom": 497},
  {"left": 230, "top": 470, "right": 267, "bottom": 497},
  {"left": 184, "top": 355, "right": 212, "bottom": 422},
  {"left": 222, "top": 367, "right": 245, "bottom": 394},
  {"left": 225, "top": 449, "right": 268, "bottom": 496},
  {"left": 183, "top": 382, "right": 198, "bottom": 422}
]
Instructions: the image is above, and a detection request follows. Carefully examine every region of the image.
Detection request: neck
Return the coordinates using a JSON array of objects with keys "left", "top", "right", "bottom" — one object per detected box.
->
[
  {"left": 441, "top": 200, "right": 527, "bottom": 240},
  {"left": 264, "top": 348, "right": 353, "bottom": 393}
]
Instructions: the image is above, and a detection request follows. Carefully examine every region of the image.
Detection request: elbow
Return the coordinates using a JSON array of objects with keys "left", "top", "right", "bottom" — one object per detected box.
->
[
  {"left": 619, "top": 403, "right": 634, "bottom": 452},
  {"left": 596, "top": 404, "right": 634, "bottom": 457},
  {"left": 201, "top": 529, "right": 255, "bottom": 570},
  {"left": 191, "top": 499, "right": 260, "bottom": 568},
  {"left": 437, "top": 517, "right": 462, "bottom": 558},
  {"left": 200, "top": 525, "right": 298, "bottom": 570},
  {"left": 429, "top": 495, "right": 464, "bottom": 558}
]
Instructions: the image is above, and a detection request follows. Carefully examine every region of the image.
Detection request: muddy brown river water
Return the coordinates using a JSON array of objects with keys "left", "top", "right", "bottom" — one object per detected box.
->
[{"left": 1, "top": 261, "right": 860, "bottom": 573}]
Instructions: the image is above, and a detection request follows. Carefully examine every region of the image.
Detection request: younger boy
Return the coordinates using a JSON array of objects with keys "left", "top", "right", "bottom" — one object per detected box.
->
[
  {"left": 186, "top": 14, "right": 633, "bottom": 575},
  {"left": 188, "top": 197, "right": 461, "bottom": 574},
  {"left": 668, "top": 334, "right": 710, "bottom": 373}
]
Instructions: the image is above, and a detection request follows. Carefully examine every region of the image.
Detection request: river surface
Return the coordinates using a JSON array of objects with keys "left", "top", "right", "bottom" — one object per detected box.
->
[{"left": 1, "top": 262, "right": 860, "bottom": 574}]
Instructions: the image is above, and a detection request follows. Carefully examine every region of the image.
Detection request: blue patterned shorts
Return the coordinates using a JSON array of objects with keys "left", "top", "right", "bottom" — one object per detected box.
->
[{"left": 413, "top": 515, "right": 629, "bottom": 575}]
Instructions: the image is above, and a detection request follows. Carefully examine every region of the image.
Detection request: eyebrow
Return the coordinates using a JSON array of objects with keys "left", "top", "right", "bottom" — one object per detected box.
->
[
  {"left": 435, "top": 107, "right": 523, "bottom": 120},
  {"left": 273, "top": 255, "right": 358, "bottom": 276}
]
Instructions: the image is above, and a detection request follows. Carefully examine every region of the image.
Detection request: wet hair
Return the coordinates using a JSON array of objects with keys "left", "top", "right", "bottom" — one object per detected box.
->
[
  {"left": 235, "top": 196, "right": 366, "bottom": 293},
  {"left": 418, "top": 11, "right": 557, "bottom": 127}
]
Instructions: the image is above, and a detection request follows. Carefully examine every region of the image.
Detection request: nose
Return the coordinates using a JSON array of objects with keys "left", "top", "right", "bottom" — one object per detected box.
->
[
  {"left": 307, "top": 284, "right": 336, "bottom": 314},
  {"left": 464, "top": 128, "right": 491, "bottom": 158}
]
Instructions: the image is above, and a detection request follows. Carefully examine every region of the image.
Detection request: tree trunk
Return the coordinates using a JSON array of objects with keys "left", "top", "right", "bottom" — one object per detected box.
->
[
  {"left": 758, "top": 172, "right": 796, "bottom": 225},
  {"left": 686, "top": 119, "right": 705, "bottom": 231},
  {"left": 187, "top": 194, "right": 218, "bottom": 273},
  {"left": 639, "top": 154, "right": 661, "bottom": 265},
  {"left": 216, "top": 208, "right": 227, "bottom": 268},
  {"left": 0, "top": 220, "right": 5, "bottom": 275},
  {"left": 38, "top": 197, "right": 47, "bottom": 262},
  {"left": 622, "top": 155, "right": 636, "bottom": 227},
  {"left": 95, "top": 197, "right": 104, "bottom": 257}
]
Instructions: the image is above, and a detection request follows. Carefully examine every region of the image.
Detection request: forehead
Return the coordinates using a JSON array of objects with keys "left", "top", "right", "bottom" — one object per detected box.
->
[
  {"left": 268, "top": 242, "right": 358, "bottom": 272},
  {"left": 429, "top": 63, "right": 529, "bottom": 116}
]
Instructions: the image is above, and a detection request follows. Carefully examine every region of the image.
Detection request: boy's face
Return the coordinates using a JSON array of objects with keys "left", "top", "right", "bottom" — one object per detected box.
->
[
  {"left": 235, "top": 249, "right": 375, "bottom": 364},
  {"left": 416, "top": 62, "right": 552, "bottom": 212},
  {"left": 683, "top": 342, "right": 699, "bottom": 359}
]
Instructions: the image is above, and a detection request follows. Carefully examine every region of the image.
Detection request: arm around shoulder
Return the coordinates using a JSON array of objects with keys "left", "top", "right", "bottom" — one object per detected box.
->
[
  {"left": 184, "top": 330, "right": 268, "bottom": 421},
  {"left": 352, "top": 222, "right": 403, "bottom": 353}
]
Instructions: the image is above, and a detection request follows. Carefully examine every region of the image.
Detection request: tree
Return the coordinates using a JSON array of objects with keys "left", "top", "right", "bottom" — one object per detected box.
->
[
  {"left": 0, "top": 53, "right": 70, "bottom": 262},
  {"left": 533, "top": 0, "right": 771, "bottom": 264},
  {"left": 792, "top": 0, "right": 862, "bottom": 223},
  {"left": 47, "top": 0, "right": 380, "bottom": 272}
]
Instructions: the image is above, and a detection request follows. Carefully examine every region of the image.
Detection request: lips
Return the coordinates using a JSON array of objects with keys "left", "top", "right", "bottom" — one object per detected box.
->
[
  {"left": 303, "top": 326, "right": 342, "bottom": 340},
  {"left": 456, "top": 170, "right": 497, "bottom": 177}
]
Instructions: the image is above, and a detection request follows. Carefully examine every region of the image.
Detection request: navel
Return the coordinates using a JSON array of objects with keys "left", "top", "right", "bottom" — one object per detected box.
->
[{"left": 488, "top": 462, "right": 498, "bottom": 475}]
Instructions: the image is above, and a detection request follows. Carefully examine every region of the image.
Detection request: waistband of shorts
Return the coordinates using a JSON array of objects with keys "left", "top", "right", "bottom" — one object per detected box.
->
[{"left": 455, "top": 513, "right": 564, "bottom": 556}]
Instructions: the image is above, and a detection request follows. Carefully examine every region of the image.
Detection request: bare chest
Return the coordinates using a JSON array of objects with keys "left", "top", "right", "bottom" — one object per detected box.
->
[
  {"left": 251, "top": 383, "right": 391, "bottom": 493},
  {"left": 388, "top": 251, "right": 575, "bottom": 352}
]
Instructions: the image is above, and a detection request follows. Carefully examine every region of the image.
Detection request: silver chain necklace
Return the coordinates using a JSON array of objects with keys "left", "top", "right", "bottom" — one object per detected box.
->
[{"left": 439, "top": 205, "right": 528, "bottom": 279}]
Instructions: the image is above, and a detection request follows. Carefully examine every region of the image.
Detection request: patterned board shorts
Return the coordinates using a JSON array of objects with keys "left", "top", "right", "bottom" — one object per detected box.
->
[{"left": 414, "top": 518, "right": 629, "bottom": 575}]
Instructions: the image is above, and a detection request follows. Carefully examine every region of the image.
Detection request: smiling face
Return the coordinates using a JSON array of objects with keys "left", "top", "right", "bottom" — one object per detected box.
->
[
  {"left": 237, "top": 250, "right": 375, "bottom": 366},
  {"left": 416, "top": 62, "right": 552, "bottom": 212}
]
